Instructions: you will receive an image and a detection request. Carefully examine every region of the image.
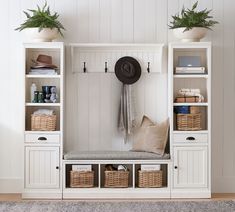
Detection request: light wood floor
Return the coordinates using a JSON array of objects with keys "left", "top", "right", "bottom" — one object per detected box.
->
[{"left": 0, "top": 193, "right": 235, "bottom": 201}]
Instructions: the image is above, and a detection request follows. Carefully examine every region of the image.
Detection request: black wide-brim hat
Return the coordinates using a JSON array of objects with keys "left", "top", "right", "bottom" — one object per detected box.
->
[{"left": 115, "top": 56, "right": 141, "bottom": 84}]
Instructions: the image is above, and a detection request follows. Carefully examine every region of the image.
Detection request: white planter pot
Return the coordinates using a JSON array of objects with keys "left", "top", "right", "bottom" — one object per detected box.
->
[
  {"left": 25, "top": 28, "right": 59, "bottom": 42},
  {"left": 173, "top": 27, "right": 207, "bottom": 42}
]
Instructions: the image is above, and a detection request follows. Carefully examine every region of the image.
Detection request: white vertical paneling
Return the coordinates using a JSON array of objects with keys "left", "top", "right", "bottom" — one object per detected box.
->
[
  {"left": 89, "top": 0, "right": 100, "bottom": 42},
  {"left": 100, "top": 0, "right": 111, "bottom": 42},
  {"left": 144, "top": 0, "right": 156, "bottom": 42},
  {"left": 222, "top": 0, "right": 235, "bottom": 177},
  {"left": 76, "top": 0, "right": 89, "bottom": 42},
  {"left": 100, "top": 74, "right": 112, "bottom": 150},
  {"left": 54, "top": 0, "right": 77, "bottom": 42},
  {"left": 134, "top": 0, "right": 145, "bottom": 42},
  {"left": 111, "top": 0, "right": 123, "bottom": 42},
  {"left": 77, "top": 74, "right": 89, "bottom": 151},
  {"left": 156, "top": 0, "right": 168, "bottom": 43},
  {"left": 167, "top": 0, "right": 179, "bottom": 42},
  {"left": 88, "top": 74, "right": 101, "bottom": 150},
  {"left": 122, "top": 0, "right": 134, "bottom": 42},
  {"left": 211, "top": 0, "right": 224, "bottom": 191}
]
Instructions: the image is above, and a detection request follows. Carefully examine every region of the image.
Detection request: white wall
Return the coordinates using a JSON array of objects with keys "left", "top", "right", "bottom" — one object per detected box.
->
[{"left": 0, "top": 0, "right": 234, "bottom": 193}]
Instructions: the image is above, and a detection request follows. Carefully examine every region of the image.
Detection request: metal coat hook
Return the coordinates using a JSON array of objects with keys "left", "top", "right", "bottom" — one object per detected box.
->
[
  {"left": 147, "top": 62, "right": 150, "bottom": 73},
  {"left": 83, "top": 62, "right": 87, "bottom": 73},
  {"left": 105, "top": 62, "right": 108, "bottom": 73}
]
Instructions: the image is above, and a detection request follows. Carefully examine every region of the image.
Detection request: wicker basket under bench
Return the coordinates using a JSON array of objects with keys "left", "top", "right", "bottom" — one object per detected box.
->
[
  {"left": 138, "top": 170, "right": 163, "bottom": 188},
  {"left": 104, "top": 170, "right": 129, "bottom": 188},
  {"left": 70, "top": 171, "right": 94, "bottom": 188}
]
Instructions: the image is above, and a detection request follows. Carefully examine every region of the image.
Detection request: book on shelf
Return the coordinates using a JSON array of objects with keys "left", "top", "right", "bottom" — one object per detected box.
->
[
  {"left": 140, "top": 165, "right": 161, "bottom": 171},
  {"left": 175, "top": 67, "right": 206, "bottom": 74},
  {"left": 72, "top": 165, "right": 92, "bottom": 171}
]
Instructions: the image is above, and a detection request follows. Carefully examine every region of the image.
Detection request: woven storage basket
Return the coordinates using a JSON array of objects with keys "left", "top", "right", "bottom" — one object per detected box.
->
[
  {"left": 70, "top": 171, "right": 94, "bottom": 188},
  {"left": 177, "top": 113, "right": 201, "bottom": 131},
  {"left": 31, "top": 114, "right": 56, "bottom": 131},
  {"left": 138, "top": 170, "right": 163, "bottom": 188},
  {"left": 104, "top": 171, "right": 129, "bottom": 188},
  {"left": 190, "top": 106, "right": 200, "bottom": 114}
]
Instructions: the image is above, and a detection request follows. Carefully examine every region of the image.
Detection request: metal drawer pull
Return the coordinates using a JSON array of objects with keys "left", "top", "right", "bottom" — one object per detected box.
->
[
  {"left": 38, "top": 137, "right": 47, "bottom": 141},
  {"left": 186, "top": 136, "right": 195, "bottom": 141},
  {"left": 174, "top": 166, "right": 178, "bottom": 169},
  {"left": 56, "top": 166, "right": 59, "bottom": 170}
]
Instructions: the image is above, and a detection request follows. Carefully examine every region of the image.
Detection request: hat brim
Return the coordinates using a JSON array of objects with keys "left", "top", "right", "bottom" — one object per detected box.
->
[{"left": 115, "top": 56, "right": 141, "bottom": 85}]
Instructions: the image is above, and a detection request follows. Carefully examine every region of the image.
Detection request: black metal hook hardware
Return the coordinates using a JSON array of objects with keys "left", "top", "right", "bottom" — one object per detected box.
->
[
  {"left": 147, "top": 62, "right": 150, "bottom": 73},
  {"left": 83, "top": 62, "right": 87, "bottom": 73},
  {"left": 105, "top": 62, "right": 108, "bottom": 73}
]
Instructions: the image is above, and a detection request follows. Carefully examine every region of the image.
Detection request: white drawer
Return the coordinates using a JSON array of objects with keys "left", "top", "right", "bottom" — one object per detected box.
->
[
  {"left": 25, "top": 133, "right": 60, "bottom": 144},
  {"left": 173, "top": 133, "right": 208, "bottom": 143}
]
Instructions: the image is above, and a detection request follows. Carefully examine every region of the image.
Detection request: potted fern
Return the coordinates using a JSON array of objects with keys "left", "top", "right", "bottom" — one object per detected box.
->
[
  {"left": 16, "top": 2, "right": 65, "bottom": 42},
  {"left": 169, "top": 1, "right": 218, "bottom": 42}
]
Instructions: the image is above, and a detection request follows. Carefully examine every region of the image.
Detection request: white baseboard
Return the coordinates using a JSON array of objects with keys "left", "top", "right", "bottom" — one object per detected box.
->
[{"left": 0, "top": 178, "right": 23, "bottom": 193}]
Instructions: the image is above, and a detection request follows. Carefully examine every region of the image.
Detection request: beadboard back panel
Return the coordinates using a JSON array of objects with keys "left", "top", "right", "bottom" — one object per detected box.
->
[{"left": 0, "top": 0, "right": 235, "bottom": 193}]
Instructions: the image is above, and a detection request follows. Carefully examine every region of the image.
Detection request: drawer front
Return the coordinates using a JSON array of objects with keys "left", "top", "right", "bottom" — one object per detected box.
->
[
  {"left": 25, "top": 133, "right": 60, "bottom": 144},
  {"left": 173, "top": 133, "right": 208, "bottom": 143}
]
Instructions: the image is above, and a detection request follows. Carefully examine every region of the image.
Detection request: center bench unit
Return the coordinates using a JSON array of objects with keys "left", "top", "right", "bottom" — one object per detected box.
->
[{"left": 63, "top": 151, "right": 172, "bottom": 199}]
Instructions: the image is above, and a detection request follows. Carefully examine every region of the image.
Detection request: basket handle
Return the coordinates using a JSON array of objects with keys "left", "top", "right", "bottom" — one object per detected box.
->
[
  {"left": 38, "top": 137, "right": 47, "bottom": 141},
  {"left": 186, "top": 136, "right": 195, "bottom": 141}
]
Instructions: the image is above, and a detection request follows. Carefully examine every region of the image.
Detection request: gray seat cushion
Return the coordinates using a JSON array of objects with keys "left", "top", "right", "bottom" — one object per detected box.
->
[{"left": 64, "top": 151, "right": 170, "bottom": 160}]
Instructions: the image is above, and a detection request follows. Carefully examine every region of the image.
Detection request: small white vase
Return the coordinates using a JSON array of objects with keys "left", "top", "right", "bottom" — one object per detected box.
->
[
  {"left": 24, "top": 28, "right": 59, "bottom": 42},
  {"left": 173, "top": 27, "right": 207, "bottom": 42}
]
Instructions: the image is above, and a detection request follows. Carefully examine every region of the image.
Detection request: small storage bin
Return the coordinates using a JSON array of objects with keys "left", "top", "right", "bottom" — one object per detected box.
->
[
  {"left": 138, "top": 170, "right": 163, "bottom": 188},
  {"left": 104, "top": 171, "right": 129, "bottom": 188},
  {"left": 70, "top": 171, "right": 94, "bottom": 188},
  {"left": 190, "top": 106, "right": 200, "bottom": 114},
  {"left": 177, "top": 113, "right": 201, "bottom": 130},
  {"left": 31, "top": 114, "right": 56, "bottom": 131}
]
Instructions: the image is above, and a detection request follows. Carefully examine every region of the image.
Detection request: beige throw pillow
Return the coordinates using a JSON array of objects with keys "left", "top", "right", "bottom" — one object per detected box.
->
[{"left": 132, "top": 116, "right": 169, "bottom": 156}]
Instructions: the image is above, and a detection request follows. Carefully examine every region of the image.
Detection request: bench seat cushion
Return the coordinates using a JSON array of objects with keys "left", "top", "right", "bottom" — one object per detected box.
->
[{"left": 64, "top": 151, "right": 170, "bottom": 160}]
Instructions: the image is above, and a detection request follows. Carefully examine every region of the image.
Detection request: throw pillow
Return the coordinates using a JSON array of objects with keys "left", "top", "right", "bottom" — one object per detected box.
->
[{"left": 132, "top": 116, "right": 169, "bottom": 156}]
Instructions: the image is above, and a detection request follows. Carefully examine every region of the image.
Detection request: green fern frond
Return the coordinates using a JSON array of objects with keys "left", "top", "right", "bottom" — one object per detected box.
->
[
  {"left": 169, "top": 1, "right": 218, "bottom": 31},
  {"left": 15, "top": 1, "right": 65, "bottom": 36}
]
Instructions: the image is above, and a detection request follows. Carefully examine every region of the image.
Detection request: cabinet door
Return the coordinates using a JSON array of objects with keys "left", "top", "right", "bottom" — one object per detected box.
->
[
  {"left": 25, "top": 146, "right": 60, "bottom": 189},
  {"left": 173, "top": 146, "right": 208, "bottom": 188}
]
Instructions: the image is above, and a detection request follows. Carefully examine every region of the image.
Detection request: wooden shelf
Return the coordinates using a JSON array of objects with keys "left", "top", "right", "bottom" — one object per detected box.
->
[
  {"left": 25, "top": 103, "right": 61, "bottom": 107},
  {"left": 173, "top": 130, "right": 208, "bottom": 134},
  {"left": 173, "top": 103, "right": 208, "bottom": 106},
  {"left": 174, "top": 74, "right": 208, "bottom": 79},
  {"left": 25, "top": 75, "right": 60, "bottom": 79}
]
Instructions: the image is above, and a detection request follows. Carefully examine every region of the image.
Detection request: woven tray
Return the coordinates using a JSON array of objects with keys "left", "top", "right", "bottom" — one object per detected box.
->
[
  {"left": 31, "top": 114, "right": 56, "bottom": 131},
  {"left": 70, "top": 171, "right": 94, "bottom": 188},
  {"left": 138, "top": 170, "right": 163, "bottom": 188},
  {"left": 177, "top": 113, "right": 201, "bottom": 131},
  {"left": 104, "top": 171, "right": 129, "bottom": 188}
]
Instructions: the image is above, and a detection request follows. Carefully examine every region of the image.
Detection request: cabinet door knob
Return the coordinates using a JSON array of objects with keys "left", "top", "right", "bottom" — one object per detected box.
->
[
  {"left": 38, "top": 137, "right": 47, "bottom": 141},
  {"left": 186, "top": 136, "right": 195, "bottom": 141},
  {"left": 56, "top": 166, "right": 59, "bottom": 170},
  {"left": 174, "top": 166, "right": 178, "bottom": 169}
]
